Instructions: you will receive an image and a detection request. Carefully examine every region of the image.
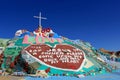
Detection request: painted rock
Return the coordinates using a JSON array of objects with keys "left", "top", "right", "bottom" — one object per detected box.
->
[{"left": 25, "top": 44, "right": 85, "bottom": 71}]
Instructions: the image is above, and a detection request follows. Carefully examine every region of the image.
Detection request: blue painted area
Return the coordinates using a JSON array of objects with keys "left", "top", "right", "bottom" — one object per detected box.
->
[
  {"left": 53, "top": 33, "right": 61, "bottom": 38},
  {"left": 24, "top": 70, "right": 120, "bottom": 80},
  {"left": 25, "top": 76, "right": 81, "bottom": 80}
]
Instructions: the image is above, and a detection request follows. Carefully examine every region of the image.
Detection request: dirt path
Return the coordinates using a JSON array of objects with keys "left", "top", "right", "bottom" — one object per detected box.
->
[{"left": 0, "top": 76, "right": 24, "bottom": 80}]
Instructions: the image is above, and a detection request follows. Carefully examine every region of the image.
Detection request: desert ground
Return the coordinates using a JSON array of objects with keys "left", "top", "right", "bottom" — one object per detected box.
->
[{"left": 0, "top": 76, "right": 24, "bottom": 80}]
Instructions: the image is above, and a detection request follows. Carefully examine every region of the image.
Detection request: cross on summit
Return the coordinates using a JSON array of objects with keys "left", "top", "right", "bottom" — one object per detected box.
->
[{"left": 34, "top": 12, "right": 47, "bottom": 27}]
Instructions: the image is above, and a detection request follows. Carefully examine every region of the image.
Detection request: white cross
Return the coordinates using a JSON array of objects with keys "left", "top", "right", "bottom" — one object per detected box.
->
[{"left": 34, "top": 12, "right": 47, "bottom": 27}]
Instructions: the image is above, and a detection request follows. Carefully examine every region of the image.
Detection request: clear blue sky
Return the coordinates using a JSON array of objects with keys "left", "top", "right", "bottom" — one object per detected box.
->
[{"left": 0, "top": 0, "right": 120, "bottom": 51}]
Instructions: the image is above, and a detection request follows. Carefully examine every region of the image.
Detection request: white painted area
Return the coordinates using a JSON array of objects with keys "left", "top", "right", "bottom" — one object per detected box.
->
[{"left": 0, "top": 47, "right": 4, "bottom": 54}]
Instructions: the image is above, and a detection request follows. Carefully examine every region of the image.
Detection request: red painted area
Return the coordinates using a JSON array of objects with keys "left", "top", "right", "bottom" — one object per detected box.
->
[
  {"left": 10, "top": 62, "right": 15, "bottom": 68},
  {"left": 25, "top": 44, "right": 85, "bottom": 71}
]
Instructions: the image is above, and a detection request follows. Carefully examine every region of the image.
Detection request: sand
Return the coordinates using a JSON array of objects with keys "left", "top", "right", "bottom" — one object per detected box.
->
[{"left": 0, "top": 76, "right": 24, "bottom": 80}]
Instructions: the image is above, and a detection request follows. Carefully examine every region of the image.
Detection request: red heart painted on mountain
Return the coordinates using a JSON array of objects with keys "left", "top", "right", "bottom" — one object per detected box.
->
[{"left": 25, "top": 44, "right": 85, "bottom": 71}]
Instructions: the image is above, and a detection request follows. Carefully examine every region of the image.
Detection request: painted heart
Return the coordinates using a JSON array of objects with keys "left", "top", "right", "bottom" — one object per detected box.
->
[{"left": 25, "top": 44, "right": 85, "bottom": 71}]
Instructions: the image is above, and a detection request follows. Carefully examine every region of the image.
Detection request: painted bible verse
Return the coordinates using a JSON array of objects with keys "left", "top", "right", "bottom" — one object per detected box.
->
[{"left": 25, "top": 44, "right": 86, "bottom": 71}]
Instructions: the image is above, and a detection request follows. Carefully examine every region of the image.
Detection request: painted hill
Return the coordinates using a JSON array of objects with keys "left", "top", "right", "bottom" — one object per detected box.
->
[{"left": 0, "top": 27, "right": 119, "bottom": 78}]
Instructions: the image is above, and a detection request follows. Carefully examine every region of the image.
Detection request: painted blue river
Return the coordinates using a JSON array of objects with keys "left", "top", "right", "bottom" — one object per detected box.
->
[{"left": 24, "top": 69, "right": 120, "bottom": 80}]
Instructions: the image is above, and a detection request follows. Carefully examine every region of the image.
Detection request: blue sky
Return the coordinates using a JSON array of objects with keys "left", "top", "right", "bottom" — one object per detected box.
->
[{"left": 0, "top": 0, "right": 120, "bottom": 51}]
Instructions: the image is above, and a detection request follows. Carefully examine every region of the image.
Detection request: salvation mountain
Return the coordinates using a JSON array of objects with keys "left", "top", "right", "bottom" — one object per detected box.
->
[{"left": 0, "top": 27, "right": 119, "bottom": 78}]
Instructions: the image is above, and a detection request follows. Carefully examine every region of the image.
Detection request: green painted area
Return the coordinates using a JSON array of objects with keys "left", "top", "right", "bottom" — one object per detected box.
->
[
  {"left": 4, "top": 46, "right": 22, "bottom": 57},
  {"left": 1, "top": 58, "right": 7, "bottom": 69},
  {"left": 38, "top": 64, "right": 84, "bottom": 75},
  {"left": 15, "top": 38, "right": 29, "bottom": 47}
]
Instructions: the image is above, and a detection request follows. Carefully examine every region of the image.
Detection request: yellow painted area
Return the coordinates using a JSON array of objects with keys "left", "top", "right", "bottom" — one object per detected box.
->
[{"left": 84, "top": 59, "right": 94, "bottom": 68}]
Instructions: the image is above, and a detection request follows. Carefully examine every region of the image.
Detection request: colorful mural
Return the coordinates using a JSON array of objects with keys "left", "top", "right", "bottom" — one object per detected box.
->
[
  {"left": 25, "top": 44, "right": 85, "bottom": 71},
  {"left": 0, "top": 25, "right": 119, "bottom": 78}
]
